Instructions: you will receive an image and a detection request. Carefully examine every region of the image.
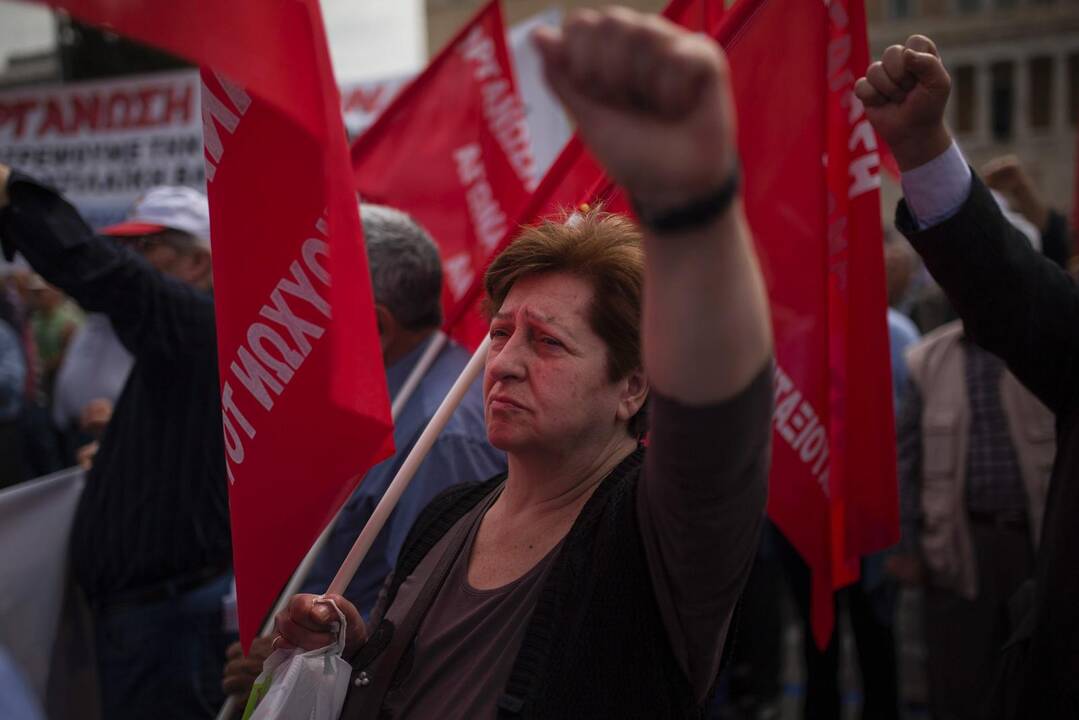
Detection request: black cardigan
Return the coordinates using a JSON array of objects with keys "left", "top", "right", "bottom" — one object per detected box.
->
[
  {"left": 341, "top": 447, "right": 722, "bottom": 719},
  {"left": 898, "top": 174, "right": 1079, "bottom": 718}
]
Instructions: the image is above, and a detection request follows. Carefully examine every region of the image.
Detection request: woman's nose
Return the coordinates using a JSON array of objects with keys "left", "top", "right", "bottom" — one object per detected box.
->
[{"left": 486, "top": 330, "right": 529, "bottom": 382}]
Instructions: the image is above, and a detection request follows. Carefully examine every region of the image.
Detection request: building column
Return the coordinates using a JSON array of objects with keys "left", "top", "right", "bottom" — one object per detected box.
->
[
  {"left": 1015, "top": 48, "right": 1030, "bottom": 142},
  {"left": 1056, "top": 46, "right": 1072, "bottom": 134},
  {"left": 977, "top": 60, "right": 993, "bottom": 146}
]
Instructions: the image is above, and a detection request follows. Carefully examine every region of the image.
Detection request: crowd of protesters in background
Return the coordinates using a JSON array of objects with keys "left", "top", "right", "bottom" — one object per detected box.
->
[{"left": 0, "top": 109, "right": 1070, "bottom": 720}]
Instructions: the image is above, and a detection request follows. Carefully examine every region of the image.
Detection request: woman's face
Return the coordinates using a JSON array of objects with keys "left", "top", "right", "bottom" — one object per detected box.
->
[{"left": 483, "top": 272, "right": 637, "bottom": 456}]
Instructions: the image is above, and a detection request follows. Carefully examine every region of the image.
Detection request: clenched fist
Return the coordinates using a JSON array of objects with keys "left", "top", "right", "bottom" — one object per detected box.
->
[
  {"left": 854, "top": 35, "right": 953, "bottom": 172},
  {"left": 534, "top": 8, "right": 737, "bottom": 217},
  {"left": 273, "top": 593, "right": 367, "bottom": 658}
]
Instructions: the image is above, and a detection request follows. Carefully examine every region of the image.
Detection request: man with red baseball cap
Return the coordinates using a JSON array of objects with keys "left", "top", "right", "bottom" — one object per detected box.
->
[{"left": 0, "top": 167, "right": 232, "bottom": 719}]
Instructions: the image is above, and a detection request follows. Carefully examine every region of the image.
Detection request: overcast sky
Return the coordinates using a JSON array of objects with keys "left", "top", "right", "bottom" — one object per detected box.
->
[
  {"left": 0, "top": 2, "right": 55, "bottom": 70},
  {"left": 0, "top": 0, "right": 425, "bottom": 84}
]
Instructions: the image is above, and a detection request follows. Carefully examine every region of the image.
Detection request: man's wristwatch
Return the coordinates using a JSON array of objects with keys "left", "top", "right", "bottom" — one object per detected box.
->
[{"left": 632, "top": 163, "right": 741, "bottom": 234}]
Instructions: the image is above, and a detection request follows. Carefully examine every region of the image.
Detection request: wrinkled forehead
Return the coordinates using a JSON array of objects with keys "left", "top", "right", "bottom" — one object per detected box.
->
[{"left": 495, "top": 273, "right": 595, "bottom": 330}]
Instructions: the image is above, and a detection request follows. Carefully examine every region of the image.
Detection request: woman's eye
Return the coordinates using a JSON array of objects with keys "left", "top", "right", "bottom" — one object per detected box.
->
[
  {"left": 540, "top": 337, "right": 563, "bottom": 348},
  {"left": 490, "top": 328, "right": 509, "bottom": 339}
]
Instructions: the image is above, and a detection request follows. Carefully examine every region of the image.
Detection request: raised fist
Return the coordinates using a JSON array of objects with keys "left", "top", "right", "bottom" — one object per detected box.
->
[
  {"left": 855, "top": 35, "right": 953, "bottom": 172},
  {"left": 534, "top": 8, "right": 737, "bottom": 216}
]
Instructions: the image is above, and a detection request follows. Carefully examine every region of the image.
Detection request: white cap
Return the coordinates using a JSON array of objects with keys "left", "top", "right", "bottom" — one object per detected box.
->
[{"left": 100, "top": 186, "right": 211, "bottom": 249}]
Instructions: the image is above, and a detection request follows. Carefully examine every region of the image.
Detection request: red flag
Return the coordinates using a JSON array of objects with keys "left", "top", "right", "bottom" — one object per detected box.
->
[
  {"left": 824, "top": 0, "right": 898, "bottom": 642},
  {"left": 33, "top": 0, "right": 394, "bottom": 649},
  {"left": 350, "top": 0, "right": 536, "bottom": 350},
  {"left": 448, "top": 0, "right": 896, "bottom": 647}
]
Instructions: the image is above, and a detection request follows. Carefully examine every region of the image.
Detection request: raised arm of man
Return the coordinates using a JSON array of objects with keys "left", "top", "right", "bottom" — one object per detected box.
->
[
  {"left": 855, "top": 37, "right": 1079, "bottom": 413},
  {"left": 857, "top": 35, "right": 1079, "bottom": 718},
  {"left": 0, "top": 167, "right": 215, "bottom": 358}
]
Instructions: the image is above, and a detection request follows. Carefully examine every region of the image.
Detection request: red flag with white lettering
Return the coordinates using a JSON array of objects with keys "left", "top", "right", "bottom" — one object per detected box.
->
[
  {"left": 448, "top": 0, "right": 896, "bottom": 647},
  {"left": 32, "top": 0, "right": 394, "bottom": 649},
  {"left": 823, "top": 0, "right": 897, "bottom": 646},
  {"left": 350, "top": 0, "right": 536, "bottom": 350}
]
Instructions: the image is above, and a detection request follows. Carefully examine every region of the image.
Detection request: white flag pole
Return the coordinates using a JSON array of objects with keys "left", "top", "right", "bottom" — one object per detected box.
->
[
  {"left": 257, "top": 330, "right": 449, "bottom": 620},
  {"left": 390, "top": 331, "right": 448, "bottom": 419},
  {"left": 215, "top": 331, "right": 451, "bottom": 720},
  {"left": 327, "top": 335, "right": 489, "bottom": 596}
]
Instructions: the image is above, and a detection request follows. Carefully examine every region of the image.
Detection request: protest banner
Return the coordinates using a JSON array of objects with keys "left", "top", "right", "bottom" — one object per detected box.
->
[
  {"left": 0, "top": 70, "right": 407, "bottom": 229},
  {"left": 0, "top": 468, "right": 85, "bottom": 701},
  {"left": 0, "top": 71, "right": 203, "bottom": 229}
]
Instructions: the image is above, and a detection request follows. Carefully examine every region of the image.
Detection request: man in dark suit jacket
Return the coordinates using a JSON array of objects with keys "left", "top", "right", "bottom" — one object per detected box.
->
[{"left": 856, "top": 35, "right": 1079, "bottom": 719}]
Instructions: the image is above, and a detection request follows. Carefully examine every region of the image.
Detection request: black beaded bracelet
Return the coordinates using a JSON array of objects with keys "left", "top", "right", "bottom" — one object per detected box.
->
[{"left": 632, "top": 163, "right": 741, "bottom": 234}]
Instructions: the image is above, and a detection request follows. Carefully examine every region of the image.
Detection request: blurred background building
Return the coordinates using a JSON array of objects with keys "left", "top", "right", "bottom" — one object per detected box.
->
[{"left": 426, "top": 0, "right": 662, "bottom": 46}]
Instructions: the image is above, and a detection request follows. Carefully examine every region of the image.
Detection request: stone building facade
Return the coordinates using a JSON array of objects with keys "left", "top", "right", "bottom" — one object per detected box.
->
[{"left": 869, "top": 0, "right": 1079, "bottom": 216}]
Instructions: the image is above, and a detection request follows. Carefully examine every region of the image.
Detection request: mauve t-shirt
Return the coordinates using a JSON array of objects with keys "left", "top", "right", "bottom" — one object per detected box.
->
[
  {"left": 380, "top": 496, "right": 561, "bottom": 718},
  {"left": 371, "top": 363, "right": 772, "bottom": 718}
]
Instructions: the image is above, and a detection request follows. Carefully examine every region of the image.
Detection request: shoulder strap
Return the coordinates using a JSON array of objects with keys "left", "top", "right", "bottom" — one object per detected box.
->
[
  {"left": 498, "top": 447, "right": 645, "bottom": 717},
  {"left": 351, "top": 484, "right": 501, "bottom": 719},
  {"left": 389, "top": 476, "right": 504, "bottom": 601}
]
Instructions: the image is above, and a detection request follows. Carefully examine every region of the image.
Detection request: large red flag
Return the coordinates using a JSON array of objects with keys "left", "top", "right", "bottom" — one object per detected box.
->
[
  {"left": 448, "top": 0, "right": 896, "bottom": 646},
  {"left": 350, "top": 0, "right": 536, "bottom": 350},
  {"left": 823, "top": 0, "right": 897, "bottom": 642},
  {"left": 32, "top": 0, "right": 395, "bottom": 649}
]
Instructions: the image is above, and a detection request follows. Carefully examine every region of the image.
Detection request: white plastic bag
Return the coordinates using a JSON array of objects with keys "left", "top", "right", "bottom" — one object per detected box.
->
[{"left": 242, "top": 598, "right": 352, "bottom": 720}]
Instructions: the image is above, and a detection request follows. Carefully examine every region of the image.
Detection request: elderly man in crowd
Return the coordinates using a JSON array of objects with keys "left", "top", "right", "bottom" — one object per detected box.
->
[
  {"left": 0, "top": 177, "right": 230, "bottom": 718},
  {"left": 273, "top": 8, "right": 773, "bottom": 718},
  {"left": 889, "top": 196, "right": 1061, "bottom": 720},
  {"left": 222, "top": 205, "right": 505, "bottom": 704},
  {"left": 858, "top": 34, "right": 1079, "bottom": 719}
]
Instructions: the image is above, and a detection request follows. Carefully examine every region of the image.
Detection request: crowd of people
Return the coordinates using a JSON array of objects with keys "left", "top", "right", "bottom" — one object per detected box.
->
[{"left": 0, "top": 6, "right": 1076, "bottom": 720}]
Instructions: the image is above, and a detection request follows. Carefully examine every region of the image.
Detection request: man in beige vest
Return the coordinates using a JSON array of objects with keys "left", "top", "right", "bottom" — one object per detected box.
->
[{"left": 891, "top": 320, "right": 1054, "bottom": 720}]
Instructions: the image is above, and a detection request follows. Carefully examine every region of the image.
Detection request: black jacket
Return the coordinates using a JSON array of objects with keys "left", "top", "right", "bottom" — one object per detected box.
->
[
  {"left": 898, "top": 174, "right": 1079, "bottom": 718},
  {"left": 0, "top": 173, "right": 229, "bottom": 600}
]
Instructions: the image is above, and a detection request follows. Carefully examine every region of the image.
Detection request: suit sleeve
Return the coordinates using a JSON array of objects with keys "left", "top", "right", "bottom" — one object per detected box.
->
[{"left": 897, "top": 174, "right": 1079, "bottom": 415}]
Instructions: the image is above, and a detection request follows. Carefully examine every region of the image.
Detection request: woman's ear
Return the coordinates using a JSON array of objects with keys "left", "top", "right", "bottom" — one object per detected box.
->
[{"left": 617, "top": 368, "right": 649, "bottom": 424}]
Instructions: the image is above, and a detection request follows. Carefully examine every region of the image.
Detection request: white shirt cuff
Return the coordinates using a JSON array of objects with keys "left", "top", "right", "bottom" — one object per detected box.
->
[{"left": 899, "top": 142, "right": 973, "bottom": 230}]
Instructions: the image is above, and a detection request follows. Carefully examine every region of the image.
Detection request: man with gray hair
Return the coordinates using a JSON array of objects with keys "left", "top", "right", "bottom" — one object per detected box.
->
[{"left": 222, "top": 205, "right": 505, "bottom": 702}]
